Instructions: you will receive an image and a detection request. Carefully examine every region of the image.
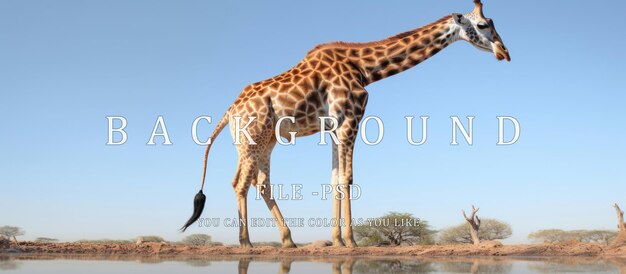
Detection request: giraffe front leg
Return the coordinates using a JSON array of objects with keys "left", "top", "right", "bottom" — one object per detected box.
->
[
  {"left": 327, "top": 86, "right": 368, "bottom": 248},
  {"left": 331, "top": 142, "right": 344, "bottom": 247},
  {"left": 338, "top": 134, "right": 358, "bottom": 248}
]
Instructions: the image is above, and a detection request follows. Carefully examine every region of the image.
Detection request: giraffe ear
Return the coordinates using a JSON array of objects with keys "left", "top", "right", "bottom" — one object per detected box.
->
[{"left": 452, "top": 13, "right": 469, "bottom": 26}]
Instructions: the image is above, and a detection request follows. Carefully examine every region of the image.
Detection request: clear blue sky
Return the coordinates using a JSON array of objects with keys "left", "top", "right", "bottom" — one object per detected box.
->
[{"left": 1, "top": 0, "right": 625, "bottom": 244}]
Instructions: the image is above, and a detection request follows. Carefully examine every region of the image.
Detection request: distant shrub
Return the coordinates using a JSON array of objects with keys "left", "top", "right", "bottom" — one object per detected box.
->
[
  {"left": 355, "top": 212, "right": 435, "bottom": 246},
  {"left": 136, "top": 236, "right": 165, "bottom": 243},
  {"left": 182, "top": 234, "right": 212, "bottom": 246},
  {"left": 35, "top": 237, "right": 59, "bottom": 243},
  {"left": 75, "top": 239, "right": 133, "bottom": 244},
  {"left": 528, "top": 229, "right": 617, "bottom": 245},
  {"left": 207, "top": 241, "right": 223, "bottom": 247}
]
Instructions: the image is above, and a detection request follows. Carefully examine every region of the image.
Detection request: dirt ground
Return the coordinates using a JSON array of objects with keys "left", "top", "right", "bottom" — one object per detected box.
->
[{"left": 3, "top": 240, "right": 626, "bottom": 257}]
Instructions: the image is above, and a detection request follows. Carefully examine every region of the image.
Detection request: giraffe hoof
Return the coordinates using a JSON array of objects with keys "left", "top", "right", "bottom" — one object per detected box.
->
[
  {"left": 344, "top": 238, "right": 358, "bottom": 248},
  {"left": 282, "top": 233, "right": 297, "bottom": 248},
  {"left": 240, "top": 241, "right": 253, "bottom": 248},
  {"left": 332, "top": 240, "right": 345, "bottom": 247}
]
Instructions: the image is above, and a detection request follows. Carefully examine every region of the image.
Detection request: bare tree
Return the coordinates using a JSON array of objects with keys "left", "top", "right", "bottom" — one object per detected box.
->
[
  {"left": 615, "top": 203, "right": 625, "bottom": 231},
  {"left": 611, "top": 203, "right": 626, "bottom": 247},
  {"left": 439, "top": 219, "right": 512, "bottom": 244},
  {"left": 0, "top": 226, "right": 25, "bottom": 244},
  {"left": 462, "top": 206, "right": 481, "bottom": 245}
]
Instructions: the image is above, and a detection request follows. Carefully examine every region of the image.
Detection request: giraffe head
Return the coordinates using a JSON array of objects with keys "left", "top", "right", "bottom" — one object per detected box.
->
[{"left": 453, "top": 0, "right": 510, "bottom": 61}]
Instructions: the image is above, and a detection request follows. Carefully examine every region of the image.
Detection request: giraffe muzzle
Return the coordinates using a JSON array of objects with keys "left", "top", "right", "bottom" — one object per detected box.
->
[{"left": 493, "top": 41, "right": 510, "bottom": 62}]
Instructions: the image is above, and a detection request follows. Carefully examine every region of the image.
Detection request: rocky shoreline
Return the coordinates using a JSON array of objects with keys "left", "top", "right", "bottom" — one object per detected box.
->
[{"left": 2, "top": 240, "right": 626, "bottom": 258}]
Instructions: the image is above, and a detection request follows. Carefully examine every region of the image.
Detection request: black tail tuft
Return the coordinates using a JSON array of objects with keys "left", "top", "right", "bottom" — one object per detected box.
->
[{"left": 180, "top": 190, "right": 206, "bottom": 232}]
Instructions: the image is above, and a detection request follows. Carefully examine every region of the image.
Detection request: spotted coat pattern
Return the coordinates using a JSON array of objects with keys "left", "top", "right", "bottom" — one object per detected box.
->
[{"left": 194, "top": 1, "right": 509, "bottom": 248}]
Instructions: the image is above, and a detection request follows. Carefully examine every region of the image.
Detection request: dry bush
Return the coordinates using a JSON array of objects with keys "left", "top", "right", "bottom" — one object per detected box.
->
[
  {"left": 75, "top": 239, "right": 133, "bottom": 244},
  {"left": 611, "top": 231, "right": 626, "bottom": 247},
  {"left": 136, "top": 236, "right": 165, "bottom": 243},
  {"left": 35, "top": 237, "right": 59, "bottom": 243},
  {"left": 529, "top": 229, "right": 617, "bottom": 245},
  {"left": 0, "top": 237, "right": 10, "bottom": 249},
  {"left": 354, "top": 212, "right": 435, "bottom": 246},
  {"left": 182, "top": 234, "right": 212, "bottom": 246}
]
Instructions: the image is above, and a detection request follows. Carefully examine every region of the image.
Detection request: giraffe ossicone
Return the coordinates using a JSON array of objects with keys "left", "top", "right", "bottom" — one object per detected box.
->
[{"left": 181, "top": 0, "right": 510, "bottom": 249}]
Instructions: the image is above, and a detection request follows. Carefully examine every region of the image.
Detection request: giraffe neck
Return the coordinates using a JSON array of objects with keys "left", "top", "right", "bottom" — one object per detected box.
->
[{"left": 349, "top": 15, "right": 460, "bottom": 85}]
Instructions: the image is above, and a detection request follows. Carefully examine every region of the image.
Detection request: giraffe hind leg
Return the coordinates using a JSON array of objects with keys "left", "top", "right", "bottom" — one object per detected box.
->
[
  {"left": 256, "top": 148, "right": 297, "bottom": 248},
  {"left": 232, "top": 158, "right": 254, "bottom": 248}
]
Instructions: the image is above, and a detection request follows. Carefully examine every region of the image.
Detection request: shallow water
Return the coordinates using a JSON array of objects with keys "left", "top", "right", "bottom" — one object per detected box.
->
[{"left": 1, "top": 255, "right": 624, "bottom": 273}]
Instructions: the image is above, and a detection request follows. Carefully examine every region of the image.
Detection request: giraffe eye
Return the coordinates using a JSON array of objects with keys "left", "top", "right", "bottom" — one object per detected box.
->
[{"left": 477, "top": 22, "right": 489, "bottom": 30}]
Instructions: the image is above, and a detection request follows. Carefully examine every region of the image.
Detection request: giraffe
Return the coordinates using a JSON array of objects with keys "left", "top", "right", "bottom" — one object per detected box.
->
[{"left": 181, "top": 0, "right": 510, "bottom": 248}]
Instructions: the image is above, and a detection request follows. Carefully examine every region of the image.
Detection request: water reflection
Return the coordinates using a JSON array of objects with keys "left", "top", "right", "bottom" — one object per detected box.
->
[
  {"left": 184, "top": 258, "right": 212, "bottom": 267},
  {"left": 611, "top": 258, "right": 626, "bottom": 274},
  {"left": 353, "top": 259, "right": 434, "bottom": 273},
  {"left": 527, "top": 257, "right": 625, "bottom": 274},
  {"left": 236, "top": 257, "right": 347, "bottom": 274},
  {"left": 0, "top": 256, "right": 21, "bottom": 271},
  {"left": 0, "top": 254, "right": 624, "bottom": 273},
  {"left": 433, "top": 258, "right": 512, "bottom": 273}
]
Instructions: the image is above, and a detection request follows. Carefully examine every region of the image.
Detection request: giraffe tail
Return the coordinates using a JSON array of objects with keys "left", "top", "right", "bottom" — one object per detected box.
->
[{"left": 181, "top": 112, "right": 230, "bottom": 232}]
